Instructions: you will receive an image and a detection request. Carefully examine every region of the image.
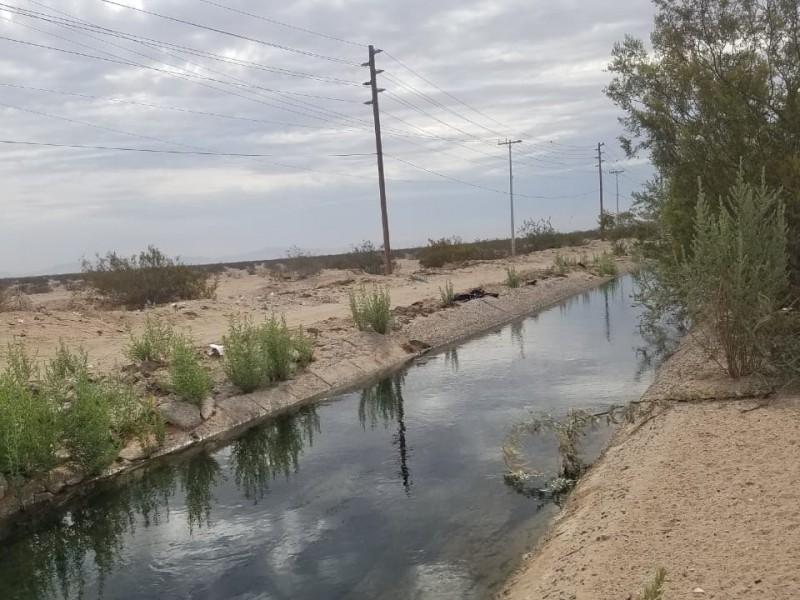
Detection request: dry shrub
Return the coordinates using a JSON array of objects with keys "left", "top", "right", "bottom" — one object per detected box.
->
[
  {"left": 0, "top": 285, "right": 34, "bottom": 312},
  {"left": 418, "top": 237, "right": 477, "bottom": 268},
  {"left": 81, "top": 245, "right": 217, "bottom": 309}
]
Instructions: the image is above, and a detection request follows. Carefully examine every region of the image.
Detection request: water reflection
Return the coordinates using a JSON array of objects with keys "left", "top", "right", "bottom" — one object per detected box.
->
[
  {"left": 359, "top": 376, "right": 412, "bottom": 493},
  {"left": 0, "top": 407, "right": 320, "bottom": 600},
  {"left": 444, "top": 347, "right": 460, "bottom": 372}
]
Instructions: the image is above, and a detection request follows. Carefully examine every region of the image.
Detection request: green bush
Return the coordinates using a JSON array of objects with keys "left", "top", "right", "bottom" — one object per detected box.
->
[
  {"left": 63, "top": 377, "right": 123, "bottom": 475},
  {"left": 677, "top": 173, "right": 788, "bottom": 377},
  {"left": 81, "top": 245, "right": 218, "bottom": 308},
  {"left": 593, "top": 252, "right": 619, "bottom": 276},
  {"left": 418, "top": 237, "right": 477, "bottom": 268},
  {"left": 223, "top": 315, "right": 312, "bottom": 393},
  {"left": 439, "top": 279, "right": 455, "bottom": 307},
  {"left": 0, "top": 345, "right": 60, "bottom": 478},
  {"left": 349, "top": 286, "right": 391, "bottom": 334},
  {"left": 127, "top": 315, "right": 173, "bottom": 363},
  {"left": 505, "top": 266, "right": 522, "bottom": 288},
  {"left": 64, "top": 375, "right": 165, "bottom": 475},
  {"left": 170, "top": 335, "right": 212, "bottom": 405}
]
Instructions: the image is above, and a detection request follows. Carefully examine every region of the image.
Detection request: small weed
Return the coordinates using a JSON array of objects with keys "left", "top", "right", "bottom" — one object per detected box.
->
[
  {"left": 439, "top": 279, "right": 455, "bottom": 307},
  {"left": 593, "top": 252, "right": 619, "bottom": 276},
  {"left": 170, "top": 335, "right": 212, "bottom": 406},
  {"left": 349, "top": 286, "right": 391, "bottom": 334},
  {"left": 635, "top": 568, "right": 667, "bottom": 600},
  {"left": 506, "top": 266, "right": 522, "bottom": 288},
  {"left": 127, "top": 315, "right": 173, "bottom": 363},
  {"left": 292, "top": 327, "right": 315, "bottom": 367}
]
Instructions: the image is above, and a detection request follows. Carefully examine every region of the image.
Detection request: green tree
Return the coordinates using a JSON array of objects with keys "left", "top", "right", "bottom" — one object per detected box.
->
[{"left": 606, "top": 0, "right": 800, "bottom": 270}]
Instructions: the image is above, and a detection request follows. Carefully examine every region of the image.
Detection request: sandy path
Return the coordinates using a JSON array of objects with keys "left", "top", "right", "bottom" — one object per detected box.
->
[
  {"left": 0, "top": 241, "right": 609, "bottom": 371},
  {"left": 501, "top": 343, "right": 800, "bottom": 599}
]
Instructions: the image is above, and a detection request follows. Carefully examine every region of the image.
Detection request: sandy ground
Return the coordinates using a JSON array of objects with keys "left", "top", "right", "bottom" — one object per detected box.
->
[
  {"left": 0, "top": 240, "right": 611, "bottom": 372},
  {"left": 501, "top": 338, "right": 800, "bottom": 600}
]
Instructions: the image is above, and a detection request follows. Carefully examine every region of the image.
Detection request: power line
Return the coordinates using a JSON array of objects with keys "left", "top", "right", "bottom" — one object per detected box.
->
[
  {"left": 0, "top": 139, "right": 373, "bottom": 157},
  {"left": 385, "top": 154, "right": 598, "bottom": 200},
  {"left": 195, "top": 0, "right": 365, "bottom": 47},
  {"left": 4, "top": 2, "right": 359, "bottom": 86},
  {"left": 97, "top": 0, "right": 359, "bottom": 65}
]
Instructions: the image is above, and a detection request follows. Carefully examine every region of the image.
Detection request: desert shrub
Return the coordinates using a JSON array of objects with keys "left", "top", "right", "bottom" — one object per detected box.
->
[
  {"left": 127, "top": 315, "right": 174, "bottom": 363},
  {"left": 517, "top": 217, "right": 559, "bottom": 252},
  {"left": 286, "top": 246, "right": 323, "bottom": 279},
  {"left": 170, "top": 335, "right": 212, "bottom": 405},
  {"left": 0, "top": 285, "right": 33, "bottom": 312},
  {"left": 342, "top": 241, "right": 386, "bottom": 274},
  {"left": 676, "top": 174, "right": 788, "bottom": 377},
  {"left": 81, "top": 245, "right": 218, "bottom": 308},
  {"left": 554, "top": 252, "right": 580, "bottom": 274},
  {"left": 349, "top": 286, "right": 391, "bottom": 334},
  {"left": 63, "top": 377, "right": 123, "bottom": 475},
  {"left": 611, "top": 240, "right": 627, "bottom": 256},
  {"left": 505, "top": 266, "right": 522, "bottom": 288},
  {"left": 419, "top": 237, "right": 477, "bottom": 268},
  {"left": 64, "top": 375, "right": 164, "bottom": 475},
  {"left": 440, "top": 279, "right": 455, "bottom": 307},
  {"left": 593, "top": 252, "right": 619, "bottom": 276},
  {"left": 15, "top": 280, "right": 53, "bottom": 295},
  {"left": 0, "top": 345, "right": 60, "bottom": 478},
  {"left": 224, "top": 315, "right": 311, "bottom": 393}
]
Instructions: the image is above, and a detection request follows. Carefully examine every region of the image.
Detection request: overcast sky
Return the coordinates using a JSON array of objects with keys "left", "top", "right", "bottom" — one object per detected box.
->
[{"left": 0, "top": 0, "right": 656, "bottom": 275}]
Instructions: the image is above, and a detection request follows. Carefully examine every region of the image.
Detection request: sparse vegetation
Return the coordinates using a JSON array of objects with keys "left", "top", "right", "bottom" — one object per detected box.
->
[
  {"left": 126, "top": 315, "right": 174, "bottom": 363},
  {"left": 0, "top": 285, "right": 33, "bottom": 312},
  {"left": 554, "top": 252, "right": 582, "bottom": 274},
  {"left": 593, "top": 252, "right": 618, "bottom": 276},
  {"left": 285, "top": 246, "right": 322, "bottom": 279},
  {"left": 170, "top": 335, "right": 212, "bottom": 405},
  {"left": 349, "top": 285, "right": 391, "bottom": 334},
  {"left": 81, "top": 245, "right": 217, "bottom": 308},
  {"left": 505, "top": 266, "right": 522, "bottom": 288},
  {"left": 611, "top": 239, "right": 627, "bottom": 256},
  {"left": 439, "top": 279, "right": 455, "bottom": 307},
  {"left": 517, "top": 217, "right": 559, "bottom": 251},
  {"left": 223, "top": 315, "right": 313, "bottom": 393},
  {"left": 419, "top": 237, "right": 478, "bottom": 268}
]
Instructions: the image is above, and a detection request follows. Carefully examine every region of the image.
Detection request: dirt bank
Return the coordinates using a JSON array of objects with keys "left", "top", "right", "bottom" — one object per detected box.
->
[
  {"left": 500, "top": 338, "right": 800, "bottom": 599},
  {"left": 0, "top": 241, "right": 627, "bottom": 522}
]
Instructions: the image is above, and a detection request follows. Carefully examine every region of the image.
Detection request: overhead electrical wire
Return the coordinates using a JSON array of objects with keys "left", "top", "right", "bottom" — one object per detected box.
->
[
  {"left": 194, "top": 0, "right": 365, "bottom": 47},
  {"left": 0, "top": 139, "right": 373, "bottom": 157},
  {"left": 96, "top": 0, "right": 360, "bottom": 65},
  {"left": 385, "top": 155, "right": 599, "bottom": 200}
]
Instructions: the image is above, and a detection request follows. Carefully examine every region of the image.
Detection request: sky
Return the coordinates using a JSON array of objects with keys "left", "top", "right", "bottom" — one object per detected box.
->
[{"left": 0, "top": 0, "right": 656, "bottom": 276}]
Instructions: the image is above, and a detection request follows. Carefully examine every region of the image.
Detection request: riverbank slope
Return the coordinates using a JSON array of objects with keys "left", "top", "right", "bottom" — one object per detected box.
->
[{"left": 500, "top": 338, "right": 800, "bottom": 599}]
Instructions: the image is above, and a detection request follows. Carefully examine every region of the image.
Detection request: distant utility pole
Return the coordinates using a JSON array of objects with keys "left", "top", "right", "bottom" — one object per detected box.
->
[
  {"left": 362, "top": 45, "right": 392, "bottom": 275},
  {"left": 597, "top": 142, "right": 605, "bottom": 240},
  {"left": 499, "top": 139, "right": 523, "bottom": 256},
  {"left": 609, "top": 168, "right": 624, "bottom": 215}
]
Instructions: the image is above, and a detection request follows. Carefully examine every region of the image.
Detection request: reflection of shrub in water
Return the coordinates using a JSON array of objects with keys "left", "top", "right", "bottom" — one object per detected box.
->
[
  {"left": 358, "top": 376, "right": 405, "bottom": 430},
  {"left": 180, "top": 452, "right": 224, "bottom": 533},
  {"left": 0, "top": 464, "right": 176, "bottom": 600},
  {"left": 230, "top": 407, "right": 320, "bottom": 502}
]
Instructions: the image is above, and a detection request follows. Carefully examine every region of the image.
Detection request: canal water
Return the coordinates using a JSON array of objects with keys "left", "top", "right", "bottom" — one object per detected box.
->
[{"left": 0, "top": 275, "right": 664, "bottom": 600}]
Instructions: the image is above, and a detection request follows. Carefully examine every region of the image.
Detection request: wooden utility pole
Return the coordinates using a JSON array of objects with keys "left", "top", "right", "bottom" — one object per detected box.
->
[
  {"left": 597, "top": 142, "right": 605, "bottom": 240},
  {"left": 499, "top": 139, "right": 523, "bottom": 256},
  {"left": 363, "top": 45, "right": 392, "bottom": 275}
]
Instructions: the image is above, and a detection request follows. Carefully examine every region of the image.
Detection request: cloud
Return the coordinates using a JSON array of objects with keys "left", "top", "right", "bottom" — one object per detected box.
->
[{"left": 0, "top": 0, "right": 656, "bottom": 274}]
